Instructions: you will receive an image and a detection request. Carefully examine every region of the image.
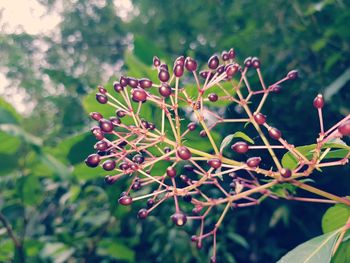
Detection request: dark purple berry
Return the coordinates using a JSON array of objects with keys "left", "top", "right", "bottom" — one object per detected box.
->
[
  {"left": 252, "top": 57, "right": 260, "bottom": 68},
  {"left": 164, "top": 147, "right": 171, "bottom": 153},
  {"left": 137, "top": 208, "right": 148, "bottom": 219},
  {"left": 231, "top": 141, "right": 249, "bottom": 154},
  {"left": 175, "top": 56, "right": 185, "bottom": 66},
  {"left": 96, "top": 93, "right": 108, "bottom": 104},
  {"left": 132, "top": 88, "right": 147, "bottom": 102},
  {"left": 95, "top": 140, "right": 108, "bottom": 151},
  {"left": 287, "top": 70, "right": 298, "bottom": 80},
  {"left": 199, "top": 70, "right": 212, "bottom": 79},
  {"left": 147, "top": 199, "right": 154, "bottom": 208},
  {"left": 244, "top": 57, "right": 252, "bottom": 67},
  {"left": 110, "top": 117, "right": 121, "bottom": 126},
  {"left": 254, "top": 113, "right": 267, "bottom": 125},
  {"left": 228, "top": 48, "right": 236, "bottom": 59},
  {"left": 171, "top": 212, "right": 187, "bottom": 226},
  {"left": 221, "top": 50, "right": 229, "bottom": 61},
  {"left": 149, "top": 122, "right": 156, "bottom": 130},
  {"left": 132, "top": 154, "right": 144, "bottom": 164},
  {"left": 132, "top": 181, "right": 142, "bottom": 190},
  {"left": 139, "top": 78, "right": 153, "bottom": 89},
  {"left": 113, "top": 81, "right": 123, "bottom": 92},
  {"left": 269, "top": 127, "right": 282, "bottom": 140},
  {"left": 166, "top": 166, "right": 177, "bottom": 178},
  {"left": 159, "top": 83, "right": 172, "bottom": 97},
  {"left": 183, "top": 194, "right": 192, "bottom": 203},
  {"left": 99, "top": 118, "right": 114, "bottom": 133},
  {"left": 158, "top": 69, "right": 170, "bottom": 82},
  {"left": 102, "top": 160, "right": 116, "bottom": 171},
  {"left": 177, "top": 146, "right": 192, "bottom": 160},
  {"left": 173, "top": 64, "right": 184, "bottom": 77},
  {"left": 280, "top": 168, "right": 292, "bottom": 178},
  {"left": 116, "top": 109, "right": 126, "bottom": 118},
  {"left": 119, "top": 76, "right": 129, "bottom": 87},
  {"left": 128, "top": 77, "right": 139, "bottom": 88},
  {"left": 90, "top": 112, "right": 103, "bottom": 121},
  {"left": 208, "top": 93, "right": 218, "bottom": 102},
  {"left": 313, "top": 94, "right": 324, "bottom": 109},
  {"left": 119, "top": 162, "right": 130, "bottom": 170},
  {"left": 199, "top": 130, "right": 207, "bottom": 137},
  {"left": 207, "top": 158, "right": 222, "bottom": 169},
  {"left": 118, "top": 195, "right": 133, "bottom": 206},
  {"left": 85, "top": 154, "right": 100, "bottom": 167},
  {"left": 246, "top": 157, "right": 262, "bottom": 168},
  {"left": 98, "top": 85, "right": 107, "bottom": 94},
  {"left": 104, "top": 175, "right": 116, "bottom": 185},
  {"left": 339, "top": 121, "right": 350, "bottom": 136},
  {"left": 216, "top": 65, "right": 225, "bottom": 75},
  {"left": 225, "top": 63, "right": 238, "bottom": 77},
  {"left": 187, "top": 122, "right": 197, "bottom": 131},
  {"left": 184, "top": 165, "right": 194, "bottom": 171},
  {"left": 185, "top": 57, "right": 197, "bottom": 71},
  {"left": 153, "top": 56, "right": 161, "bottom": 67}
]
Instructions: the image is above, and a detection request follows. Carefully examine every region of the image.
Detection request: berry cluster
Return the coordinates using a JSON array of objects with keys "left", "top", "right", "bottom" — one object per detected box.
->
[{"left": 85, "top": 49, "right": 350, "bottom": 262}]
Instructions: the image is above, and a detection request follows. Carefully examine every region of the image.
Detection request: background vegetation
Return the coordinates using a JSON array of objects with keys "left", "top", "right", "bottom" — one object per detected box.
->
[{"left": 0, "top": 0, "right": 349, "bottom": 262}]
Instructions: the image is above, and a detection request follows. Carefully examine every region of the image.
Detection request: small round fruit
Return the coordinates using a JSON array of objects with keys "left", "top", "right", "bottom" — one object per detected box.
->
[
  {"left": 338, "top": 121, "right": 350, "bottom": 136},
  {"left": 185, "top": 57, "right": 197, "bottom": 71},
  {"left": 231, "top": 141, "right": 249, "bottom": 154},
  {"left": 228, "top": 48, "right": 235, "bottom": 59},
  {"left": 171, "top": 212, "right": 187, "bottom": 226},
  {"left": 132, "top": 154, "right": 144, "bottom": 164},
  {"left": 153, "top": 56, "right": 161, "bottom": 67},
  {"left": 287, "top": 70, "right": 298, "bottom": 80},
  {"left": 313, "top": 94, "right": 324, "bottom": 109},
  {"left": 208, "top": 158, "right": 222, "bottom": 169},
  {"left": 95, "top": 140, "right": 108, "bottom": 151},
  {"left": 187, "top": 122, "right": 197, "bottom": 131},
  {"left": 244, "top": 57, "right": 252, "bottom": 67},
  {"left": 246, "top": 157, "right": 262, "bottom": 168},
  {"left": 104, "top": 175, "right": 116, "bottom": 185},
  {"left": 254, "top": 112, "right": 267, "bottom": 125},
  {"left": 216, "top": 65, "right": 225, "bottom": 75},
  {"left": 119, "top": 76, "right": 129, "bottom": 87},
  {"left": 99, "top": 118, "right": 114, "bottom": 133},
  {"left": 159, "top": 83, "right": 172, "bottom": 97},
  {"left": 208, "top": 93, "right": 218, "bottom": 102},
  {"left": 118, "top": 195, "right": 133, "bottom": 206},
  {"left": 199, "top": 130, "right": 207, "bottom": 137},
  {"left": 90, "top": 112, "right": 103, "bottom": 121},
  {"left": 208, "top": 55, "right": 219, "bottom": 69},
  {"left": 85, "top": 154, "right": 100, "bottom": 167},
  {"left": 147, "top": 199, "right": 154, "bottom": 208},
  {"left": 158, "top": 69, "right": 170, "bottom": 82},
  {"left": 137, "top": 208, "right": 148, "bottom": 219},
  {"left": 184, "top": 165, "right": 194, "bottom": 171},
  {"left": 113, "top": 81, "right": 123, "bottom": 92},
  {"left": 269, "top": 127, "right": 282, "bottom": 140},
  {"left": 96, "top": 93, "right": 108, "bottom": 104},
  {"left": 128, "top": 77, "right": 139, "bottom": 88},
  {"left": 166, "top": 166, "right": 177, "bottom": 178},
  {"left": 280, "top": 168, "right": 292, "bottom": 178},
  {"left": 173, "top": 64, "right": 184, "bottom": 77},
  {"left": 110, "top": 117, "right": 121, "bottom": 126},
  {"left": 116, "top": 109, "right": 126, "bottom": 118},
  {"left": 221, "top": 50, "right": 229, "bottom": 61},
  {"left": 139, "top": 78, "right": 153, "bottom": 89},
  {"left": 119, "top": 162, "right": 130, "bottom": 170},
  {"left": 102, "top": 160, "right": 116, "bottom": 171},
  {"left": 225, "top": 63, "right": 238, "bottom": 77},
  {"left": 132, "top": 88, "right": 147, "bottom": 102},
  {"left": 177, "top": 146, "right": 192, "bottom": 160},
  {"left": 252, "top": 57, "right": 260, "bottom": 68}
]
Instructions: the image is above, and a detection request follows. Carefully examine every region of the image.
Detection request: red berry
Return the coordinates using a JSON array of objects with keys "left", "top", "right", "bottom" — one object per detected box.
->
[
  {"left": 208, "top": 93, "right": 218, "bottom": 102},
  {"left": 287, "top": 70, "right": 298, "bottom": 80},
  {"left": 173, "top": 64, "right": 184, "bottom": 77},
  {"left": 85, "top": 154, "right": 100, "bottom": 167},
  {"left": 139, "top": 78, "right": 153, "bottom": 89},
  {"left": 118, "top": 195, "right": 133, "bottom": 206},
  {"left": 137, "top": 208, "right": 148, "bottom": 219},
  {"left": 110, "top": 117, "right": 121, "bottom": 126},
  {"left": 185, "top": 57, "right": 197, "bottom": 71},
  {"left": 216, "top": 64, "right": 225, "bottom": 75},
  {"left": 166, "top": 166, "right": 177, "bottom": 178},
  {"left": 171, "top": 212, "right": 187, "bottom": 226},
  {"left": 225, "top": 63, "right": 238, "bottom": 77},
  {"left": 96, "top": 93, "right": 108, "bottom": 104},
  {"left": 246, "top": 157, "right": 262, "bottom": 168},
  {"left": 208, "top": 158, "right": 222, "bottom": 169},
  {"left": 102, "top": 160, "right": 116, "bottom": 171},
  {"left": 158, "top": 69, "right": 170, "bottom": 82},
  {"left": 231, "top": 141, "right": 249, "bottom": 154},
  {"left": 269, "top": 127, "right": 282, "bottom": 140},
  {"left": 177, "top": 146, "right": 192, "bottom": 160},
  {"left": 99, "top": 118, "right": 114, "bottom": 133},
  {"left": 159, "top": 83, "right": 172, "bottom": 97},
  {"left": 228, "top": 48, "right": 235, "bottom": 59},
  {"left": 132, "top": 88, "right": 147, "bottom": 102},
  {"left": 280, "top": 168, "right": 292, "bottom": 178},
  {"left": 338, "top": 121, "right": 350, "bottom": 136},
  {"left": 94, "top": 140, "right": 108, "bottom": 151},
  {"left": 208, "top": 55, "right": 219, "bottom": 69},
  {"left": 254, "top": 113, "right": 267, "bottom": 125},
  {"left": 313, "top": 94, "right": 324, "bottom": 109},
  {"left": 187, "top": 122, "right": 197, "bottom": 131},
  {"left": 221, "top": 50, "right": 229, "bottom": 61},
  {"left": 90, "top": 112, "right": 103, "bottom": 121}
]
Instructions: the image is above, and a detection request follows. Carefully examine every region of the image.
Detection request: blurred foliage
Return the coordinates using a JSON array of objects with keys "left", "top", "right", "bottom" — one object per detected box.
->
[{"left": 0, "top": 0, "right": 350, "bottom": 262}]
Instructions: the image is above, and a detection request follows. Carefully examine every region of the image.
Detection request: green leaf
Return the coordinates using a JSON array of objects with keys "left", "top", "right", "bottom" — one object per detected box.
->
[
  {"left": 73, "top": 162, "right": 109, "bottom": 181},
  {"left": 0, "top": 131, "right": 21, "bottom": 154},
  {"left": 16, "top": 175, "right": 43, "bottom": 206},
  {"left": 0, "top": 97, "right": 21, "bottom": 124},
  {"left": 38, "top": 152, "right": 72, "bottom": 180},
  {"left": 0, "top": 124, "right": 42, "bottom": 147},
  {"left": 322, "top": 203, "right": 350, "bottom": 233},
  {"left": 332, "top": 239, "right": 350, "bottom": 263},
  {"left": 134, "top": 35, "right": 167, "bottom": 65},
  {"left": 97, "top": 239, "right": 135, "bottom": 262},
  {"left": 226, "top": 232, "right": 249, "bottom": 249},
  {"left": 277, "top": 230, "right": 341, "bottom": 263}
]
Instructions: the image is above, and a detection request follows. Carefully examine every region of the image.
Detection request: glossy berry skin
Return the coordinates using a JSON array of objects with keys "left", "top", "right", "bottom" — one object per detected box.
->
[
  {"left": 90, "top": 112, "right": 103, "bottom": 121},
  {"left": 159, "top": 83, "right": 172, "bottom": 97},
  {"left": 254, "top": 113, "right": 267, "bottom": 125},
  {"left": 184, "top": 164, "right": 194, "bottom": 171},
  {"left": 98, "top": 85, "right": 107, "bottom": 94},
  {"left": 132, "top": 181, "right": 141, "bottom": 190},
  {"left": 199, "top": 70, "right": 212, "bottom": 79},
  {"left": 280, "top": 168, "right": 292, "bottom": 178},
  {"left": 119, "top": 162, "right": 130, "bottom": 170},
  {"left": 85, "top": 154, "right": 100, "bottom": 167},
  {"left": 199, "top": 130, "right": 207, "bottom": 137},
  {"left": 252, "top": 57, "right": 260, "bottom": 68},
  {"left": 171, "top": 212, "right": 187, "bottom": 226},
  {"left": 185, "top": 57, "right": 197, "bottom": 71},
  {"left": 208, "top": 158, "right": 222, "bottom": 169},
  {"left": 132, "top": 88, "right": 147, "bottom": 102},
  {"left": 173, "top": 64, "right": 184, "bottom": 77},
  {"left": 225, "top": 64, "right": 238, "bottom": 77},
  {"left": 96, "top": 93, "right": 108, "bottom": 104},
  {"left": 313, "top": 94, "right": 324, "bottom": 109},
  {"left": 270, "top": 84, "right": 282, "bottom": 93},
  {"left": 128, "top": 77, "right": 139, "bottom": 88},
  {"left": 110, "top": 117, "right": 121, "bottom": 126},
  {"left": 244, "top": 57, "right": 252, "bottom": 68},
  {"left": 113, "top": 81, "right": 123, "bottom": 92},
  {"left": 166, "top": 166, "right": 177, "bottom": 178},
  {"left": 102, "top": 160, "right": 116, "bottom": 171},
  {"left": 132, "top": 154, "right": 144, "bottom": 164},
  {"left": 137, "top": 208, "right": 148, "bottom": 219},
  {"left": 187, "top": 122, "right": 197, "bottom": 131},
  {"left": 147, "top": 199, "right": 154, "bottom": 208},
  {"left": 177, "top": 146, "right": 192, "bottom": 160},
  {"left": 231, "top": 141, "right": 249, "bottom": 154},
  {"left": 149, "top": 122, "right": 156, "bottom": 130},
  {"left": 208, "top": 93, "right": 218, "bottom": 102},
  {"left": 338, "top": 121, "right": 350, "bottom": 136},
  {"left": 153, "top": 56, "right": 161, "bottom": 67},
  {"left": 228, "top": 48, "right": 235, "bottom": 59},
  {"left": 246, "top": 157, "right": 262, "bottom": 168},
  {"left": 118, "top": 195, "right": 133, "bottom": 206},
  {"left": 208, "top": 55, "right": 219, "bottom": 69},
  {"left": 216, "top": 65, "right": 225, "bottom": 75},
  {"left": 95, "top": 140, "right": 108, "bottom": 151},
  {"left": 158, "top": 69, "right": 170, "bottom": 82},
  {"left": 287, "top": 70, "right": 298, "bottom": 80},
  {"left": 164, "top": 147, "right": 171, "bottom": 153},
  {"left": 221, "top": 50, "right": 229, "bottom": 61},
  {"left": 99, "top": 118, "right": 114, "bottom": 133},
  {"left": 104, "top": 175, "right": 116, "bottom": 185},
  {"left": 269, "top": 127, "right": 282, "bottom": 140},
  {"left": 139, "top": 78, "right": 153, "bottom": 89},
  {"left": 116, "top": 109, "right": 126, "bottom": 118},
  {"left": 119, "top": 76, "right": 129, "bottom": 87}
]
